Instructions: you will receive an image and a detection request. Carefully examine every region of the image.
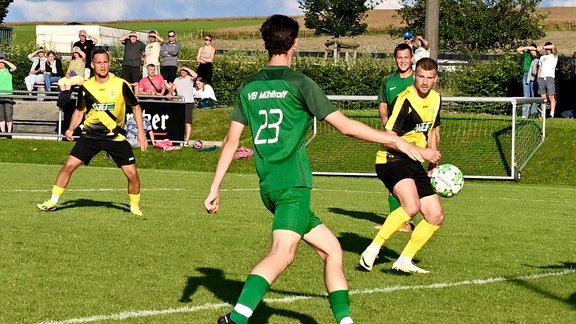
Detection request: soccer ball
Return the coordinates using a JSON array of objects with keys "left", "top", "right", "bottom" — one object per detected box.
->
[
  {"left": 430, "top": 164, "right": 464, "bottom": 198},
  {"left": 192, "top": 140, "right": 203, "bottom": 150}
]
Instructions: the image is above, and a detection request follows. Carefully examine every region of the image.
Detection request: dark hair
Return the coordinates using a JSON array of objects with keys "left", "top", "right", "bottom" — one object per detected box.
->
[
  {"left": 91, "top": 48, "right": 109, "bottom": 61},
  {"left": 394, "top": 43, "right": 413, "bottom": 58},
  {"left": 544, "top": 41, "right": 553, "bottom": 46},
  {"left": 415, "top": 57, "right": 438, "bottom": 72},
  {"left": 260, "top": 14, "right": 299, "bottom": 56},
  {"left": 196, "top": 76, "right": 205, "bottom": 84}
]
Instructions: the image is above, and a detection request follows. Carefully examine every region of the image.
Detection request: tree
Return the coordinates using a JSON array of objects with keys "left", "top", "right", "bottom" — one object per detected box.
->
[
  {"left": 298, "top": 0, "right": 382, "bottom": 38},
  {"left": 0, "top": 0, "right": 14, "bottom": 24},
  {"left": 397, "top": 0, "right": 546, "bottom": 52}
]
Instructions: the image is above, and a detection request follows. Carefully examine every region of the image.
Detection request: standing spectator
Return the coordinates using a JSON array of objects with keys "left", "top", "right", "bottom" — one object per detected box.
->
[
  {"left": 517, "top": 44, "right": 538, "bottom": 117},
  {"left": 119, "top": 31, "right": 146, "bottom": 87},
  {"left": 73, "top": 29, "right": 98, "bottom": 74},
  {"left": 137, "top": 64, "right": 165, "bottom": 96},
  {"left": 196, "top": 34, "right": 215, "bottom": 84},
  {"left": 43, "top": 51, "right": 64, "bottom": 91},
  {"left": 413, "top": 35, "right": 430, "bottom": 68},
  {"left": 193, "top": 76, "right": 217, "bottom": 108},
  {"left": 0, "top": 53, "right": 16, "bottom": 138},
  {"left": 143, "top": 30, "right": 164, "bottom": 78},
  {"left": 160, "top": 30, "right": 180, "bottom": 84},
  {"left": 537, "top": 42, "right": 558, "bottom": 118},
  {"left": 526, "top": 47, "right": 541, "bottom": 118},
  {"left": 24, "top": 47, "right": 47, "bottom": 94},
  {"left": 37, "top": 49, "right": 148, "bottom": 216},
  {"left": 166, "top": 66, "right": 197, "bottom": 145},
  {"left": 57, "top": 47, "right": 86, "bottom": 108}
]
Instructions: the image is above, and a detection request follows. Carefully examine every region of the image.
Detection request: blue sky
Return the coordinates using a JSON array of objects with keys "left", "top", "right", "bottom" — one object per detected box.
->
[{"left": 4, "top": 0, "right": 569, "bottom": 23}]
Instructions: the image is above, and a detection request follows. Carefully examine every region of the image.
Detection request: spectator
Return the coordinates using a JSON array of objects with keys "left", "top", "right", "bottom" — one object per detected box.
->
[
  {"left": 57, "top": 47, "right": 86, "bottom": 108},
  {"left": 0, "top": 53, "right": 16, "bottom": 138},
  {"left": 526, "top": 46, "right": 541, "bottom": 118},
  {"left": 537, "top": 42, "right": 558, "bottom": 118},
  {"left": 517, "top": 44, "right": 538, "bottom": 118},
  {"left": 125, "top": 116, "right": 155, "bottom": 148},
  {"left": 137, "top": 64, "right": 166, "bottom": 96},
  {"left": 196, "top": 34, "right": 215, "bottom": 84},
  {"left": 193, "top": 76, "right": 217, "bottom": 108},
  {"left": 166, "top": 66, "right": 197, "bottom": 145},
  {"left": 43, "top": 51, "right": 64, "bottom": 92},
  {"left": 73, "top": 29, "right": 98, "bottom": 73},
  {"left": 413, "top": 35, "right": 430, "bottom": 68},
  {"left": 143, "top": 30, "right": 164, "bottom": 78},
  {"left": 24, "top": 47, "right": 47, "bottom": 94},
  {"left": 119, "top": 31, "right": 146, "bottom": 87},
  {"left": 160, "top": 30, "right": 180, "bottom": 84}
]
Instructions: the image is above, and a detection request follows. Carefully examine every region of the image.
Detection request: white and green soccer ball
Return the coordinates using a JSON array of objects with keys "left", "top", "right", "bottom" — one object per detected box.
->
[{"left": 430, "top": 164, "right": 464, "bottom": 198}]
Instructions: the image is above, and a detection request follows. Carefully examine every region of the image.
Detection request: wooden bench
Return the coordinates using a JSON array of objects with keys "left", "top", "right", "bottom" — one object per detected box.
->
[{"left": 33, "top": 81, "right": 59, "bottom": 92}]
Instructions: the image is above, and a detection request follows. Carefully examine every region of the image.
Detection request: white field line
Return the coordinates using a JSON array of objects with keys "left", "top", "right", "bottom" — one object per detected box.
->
[{"left": 38, "top": 268, "right": 575, "bottom": 324}]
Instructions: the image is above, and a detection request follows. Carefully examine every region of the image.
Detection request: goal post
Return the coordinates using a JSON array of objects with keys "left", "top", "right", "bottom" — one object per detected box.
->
[{"left": 306, "top": 96, "right": 546, "bottom": 181}]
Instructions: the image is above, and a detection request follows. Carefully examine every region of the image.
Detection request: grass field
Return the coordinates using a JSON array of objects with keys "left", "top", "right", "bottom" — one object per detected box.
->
[{"left": 1, "top": 162, "right": 575, "bottom": 324}]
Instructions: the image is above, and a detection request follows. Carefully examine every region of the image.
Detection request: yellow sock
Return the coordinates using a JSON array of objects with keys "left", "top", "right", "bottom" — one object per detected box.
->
[
  {"left": 400, "top": 219, "right": 440, "bottom": 259},
  {"left": 51, "top": 185, "right": 65, "bottom": 203},
  {"left": 373, "top": 207, "right": 411, "bottom": 247},
  {"left": 129, "top": 193, "right": 141, "bottom": 208}
]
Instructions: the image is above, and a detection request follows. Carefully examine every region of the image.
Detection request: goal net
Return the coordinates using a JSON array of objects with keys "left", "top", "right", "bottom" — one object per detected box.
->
[{"left": 306, "top": 96, "right": 546, "bottom": 181}]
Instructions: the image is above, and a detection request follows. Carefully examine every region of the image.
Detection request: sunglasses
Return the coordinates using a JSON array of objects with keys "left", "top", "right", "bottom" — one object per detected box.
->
[
  {"left": 168, "top": 35, "right": 175, "bottom": 37},
  {"left": 204, "top": 38, "right": 211, "bottom": 41}
]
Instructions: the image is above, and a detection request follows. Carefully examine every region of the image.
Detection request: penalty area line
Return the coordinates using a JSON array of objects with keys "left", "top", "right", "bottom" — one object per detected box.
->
[{"left": 38, "top": 268, "right": 575, "bottom": 324}]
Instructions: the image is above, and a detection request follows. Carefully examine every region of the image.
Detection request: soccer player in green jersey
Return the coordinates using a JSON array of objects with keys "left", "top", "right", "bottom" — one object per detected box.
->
[
  {"left": 360, "top": 58, "right": 444, "bottom": 274},
  {"left": 37, "top": 49, "right": 147, "bottom": 216},
  {"left": 377, "top": 43, "right": 416, "bottom": 232},
  {"left": 204, "top": 15, "right": 440, "bottom": 324}
]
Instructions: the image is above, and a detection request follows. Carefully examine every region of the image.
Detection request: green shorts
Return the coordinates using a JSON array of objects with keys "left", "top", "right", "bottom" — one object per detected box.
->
[{"left": 261, "top": 187, "right": 322, "bottom": 236}]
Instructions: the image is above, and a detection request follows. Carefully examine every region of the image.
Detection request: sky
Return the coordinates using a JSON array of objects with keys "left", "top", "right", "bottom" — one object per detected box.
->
[{"left": 3, "top": 0, "right": 571, "bottom": 23}]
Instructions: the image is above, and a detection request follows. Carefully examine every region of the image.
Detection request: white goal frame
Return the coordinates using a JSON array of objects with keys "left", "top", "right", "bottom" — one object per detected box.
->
[{"left": 307, "top": 96, "right": 546, "bottom": 181}]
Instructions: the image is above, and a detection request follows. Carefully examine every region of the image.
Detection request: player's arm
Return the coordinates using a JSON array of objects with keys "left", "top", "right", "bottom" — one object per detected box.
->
[
  {"left": 131, "top": 104, "right": 148, "bottom": 151},
  {"left": 427, "top": 126, "right": 441, "bottom": 171},
  {"left": 325, "top": 110, "right": 434, "bottom": 163},
  {"left": 204, "top": 121, "right": 244, "bottom": 214},
  {"left": 65, "top": 109, "right": 85, "bottom": 141},
  {"left": 378, "top": 102, "right": 389, "bottom": 125}
]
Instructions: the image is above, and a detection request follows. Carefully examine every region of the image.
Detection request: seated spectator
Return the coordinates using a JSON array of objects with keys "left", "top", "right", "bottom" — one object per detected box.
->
[
  {"left": 24, "top": 47, "right": 47, "bottom": 94},
  {"left": 193, "top": 76, "right": 217, "bottom": 108},
  {"left": 43, "top": 51, "right": 64, "bottom": 91},
  {"left": 58, "top": 46, "right": 86, "bottom": 91},
  {"left": 137, "top": 64, "right": 166, "bottom": 96},
  {"left": 166, "top": 66, "right": 197, "bottom": 145},
  {"left": 125, "top": 116, "right": 155, "bottom": 148},
  {"left": 57, "top": 47, "right": 86, "bottom": 108}
]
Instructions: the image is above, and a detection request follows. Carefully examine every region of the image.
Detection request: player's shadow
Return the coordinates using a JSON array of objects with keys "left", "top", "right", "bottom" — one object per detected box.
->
[
  {"left": 57, "top": 199, "right": 129, "bottom": 213},
  {"left": 180, "top": 267, "right": 319, "bottom": 323},
  {"left": 328, "top": 207, "right": 385, "bottom": 225},
  {"left": 337, "top": 232, "right": 400, "bottom": 271},
  {"left": 515, "top": 261, "right": 576, "bottom": 309}
]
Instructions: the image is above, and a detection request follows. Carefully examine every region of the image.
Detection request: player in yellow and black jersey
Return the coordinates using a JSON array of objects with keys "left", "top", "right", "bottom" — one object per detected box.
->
[
  {"left": 360, "top": 58, "right": 446, "bottom": 274},
  {"left": 37, "top": 49, "right": 148, "bottom": 216}
]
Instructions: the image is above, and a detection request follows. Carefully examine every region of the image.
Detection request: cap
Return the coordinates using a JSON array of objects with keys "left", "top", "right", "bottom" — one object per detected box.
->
[
  {"left": 0, "top": 53, "right": 6, "bottom": 59},
  {"left": 72, "top": 46, "right": 81, "bottom": 52},
  {"left": 403, "top": 31, "right": 413, "bottom": 40}
]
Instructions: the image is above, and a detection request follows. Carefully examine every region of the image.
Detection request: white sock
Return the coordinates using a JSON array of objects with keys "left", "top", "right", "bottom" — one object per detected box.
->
[
  {"left": 397, "top": 255, "right": 412, "bottom": 264},
  {"left": 367, "top": 243, "right": 380, "bottom": 254},
  {"left": 50, "top": 194, "right": 60, "bottom": 203}
]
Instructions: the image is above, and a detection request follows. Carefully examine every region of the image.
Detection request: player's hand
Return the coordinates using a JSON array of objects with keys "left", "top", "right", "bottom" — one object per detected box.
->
[
  {"left": 204, "top": 191, "right": 220, "bottom": 214},
  {"left": 64, "top": 129, "right": 74, "bottom": 141},
  {"left": 396, "top": 140, "right": 424, "bottom": 162},
  {"left": 137, "top": 131, "right": 148, "bottom": 151},
  {"left": 420, "top": 147, "right": 441, "bottom": 164}
]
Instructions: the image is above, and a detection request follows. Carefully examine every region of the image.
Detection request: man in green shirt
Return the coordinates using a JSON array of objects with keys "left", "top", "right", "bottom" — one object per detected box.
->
[{"left": 204, "top": 14, "right": 440, "bottom": 324}]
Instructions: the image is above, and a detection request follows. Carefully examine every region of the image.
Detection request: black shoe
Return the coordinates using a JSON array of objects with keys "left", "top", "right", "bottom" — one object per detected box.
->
[{"left": 217, "top": 313, "right": 236, "bottom": 324}]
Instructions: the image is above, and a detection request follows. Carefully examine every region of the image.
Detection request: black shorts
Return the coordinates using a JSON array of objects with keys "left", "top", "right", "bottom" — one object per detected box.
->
[
  {"left": 375, "top": 161, "right": 435, "bottom": 199},
  {"left": 70, "top": 136, "right": 136, "bottom": 167},
  {"left": 185, "top": 102, "right": 194, "bottom": 124}
]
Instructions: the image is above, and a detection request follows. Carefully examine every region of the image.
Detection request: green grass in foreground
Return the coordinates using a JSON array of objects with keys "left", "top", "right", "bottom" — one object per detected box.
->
[{"left": 0, "top": 163, "right": 574, "bottom": 323}]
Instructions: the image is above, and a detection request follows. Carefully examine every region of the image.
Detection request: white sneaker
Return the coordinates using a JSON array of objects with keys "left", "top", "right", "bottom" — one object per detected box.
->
[
  {"left": 392, "top": 259, "right": 430, "bottom": 273},
  {"left": 359, "top": 249, "right": 378, "bottom": 271}
]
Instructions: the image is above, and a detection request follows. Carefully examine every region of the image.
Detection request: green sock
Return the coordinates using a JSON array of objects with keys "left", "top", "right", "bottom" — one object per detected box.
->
[
  {"left": 230, "top": 274, "right": 270, "bottom": 324},
  {"left": 329, "top": 290, "right": 353, "bottom": 323}
]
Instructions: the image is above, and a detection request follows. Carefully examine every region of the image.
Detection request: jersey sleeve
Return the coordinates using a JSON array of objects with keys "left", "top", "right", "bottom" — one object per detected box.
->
[
  {"left": 386, "top": 96, "right": 409, "bottom": 134},
  {"left": 122, "top": 81, "right": 139, "bottom": 107},
  {"left": 299, "top": 76, "right": 336, "bottom": 121},
  {"left": 433, "top": 96, "right": 442, "bottom": 128},
  {"left": 230, "top": 83, "right": 248, "bottom": 125},
  {"left": 377, "top": 75, "right": 390, "bottom": 103},
  {"left": 75, "top": 85, "right": 87, "bottom": 111}
]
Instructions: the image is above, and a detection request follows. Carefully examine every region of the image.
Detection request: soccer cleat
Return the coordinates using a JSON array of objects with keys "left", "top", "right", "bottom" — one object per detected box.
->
[
  {"left": 217, "top": 313, "right": 236, "bottom": 324},
  {"left": 392, "top": 259, "right": 430, "bottom": 274},
  {"left": 130, "top": 207, "right": 143, "bottom": 216},
  {"left": 37, "top": 200, "right": 57, "bottom": 211},
  {"left": 359, "top": 249, "right": 378, "bottom": 271}
]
